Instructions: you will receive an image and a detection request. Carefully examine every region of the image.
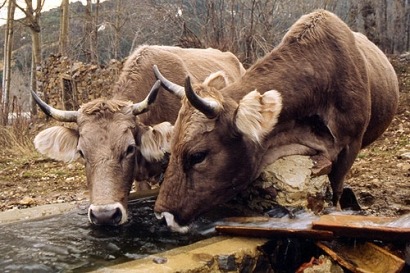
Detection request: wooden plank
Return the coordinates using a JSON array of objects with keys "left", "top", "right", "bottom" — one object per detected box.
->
[
  {"left": 216, "top": 225, "right": 334, "bottom": 240},
  {"left": 312, "top": 215, "right": 410, "bottom": 240},
  {"left": 216, "top": 214, "right": 410, "bottom": 241},
  {"left": 215, "top": 216, "right": 334, "bottom": 240},
  {"left": 316, "top": 241, "right": 405, "bottom": 273}
]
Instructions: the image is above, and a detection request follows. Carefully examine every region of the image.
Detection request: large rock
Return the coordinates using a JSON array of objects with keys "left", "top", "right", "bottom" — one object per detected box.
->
[
  {"left": 241, "top": 155, "right": 332, "bottom": 214},
  {"left": 262, "top": 155, "right": 331, "bottom": 208}
]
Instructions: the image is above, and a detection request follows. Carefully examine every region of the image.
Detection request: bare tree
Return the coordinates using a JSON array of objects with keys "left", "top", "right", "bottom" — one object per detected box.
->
[
  {"left": 59, "top": 0, "right": 69, "bottom": 56},
  {"left": 14, "top": 0, "right": 45, "bottom": 116},
  {"left": 376, "top": 0, "right": 392, "bottom": 53},
  {"left": 203, "top": 0, "right": 225, "bottom": 48},
  {"left": 361, "top": 1, "right": 379, "bottom": 44},
  {"left": 5, "top": 0, "right": 408, "bottom": 77},
  {"left": 406, "top": 0, "right": 410, "bottom": 51},
  {"left": 393, "top": 0, "right": 406, "bottom": 53},
  {"left": 2, "top": 0, "right": 16, "bottom": 125},
  {"left": 112, "top": 0, "right": 122, "bottom": 59},
  {"left": 85, "top": 0, "right": 99, "bottom": 64}
]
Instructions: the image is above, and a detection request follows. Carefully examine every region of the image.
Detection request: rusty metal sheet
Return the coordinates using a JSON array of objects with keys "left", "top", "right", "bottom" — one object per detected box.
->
[{"left": 316, "top": 241, "right": 405, "bottom": 273}]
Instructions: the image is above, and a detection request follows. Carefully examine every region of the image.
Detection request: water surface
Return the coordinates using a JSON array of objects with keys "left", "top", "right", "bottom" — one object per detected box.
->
[{"left": 0, "top": 198, "right": 211, "bottom": 272}]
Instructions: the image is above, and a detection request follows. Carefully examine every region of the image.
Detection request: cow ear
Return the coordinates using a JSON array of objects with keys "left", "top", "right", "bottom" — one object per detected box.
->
[
  {"left": 235, "top": 90, "right": 282, "bottom": 143},
  {"left": 203, "top": 71, "right": 229, "bottom": 90},
  {"left": 140, "top": 122, "right": 174, "bottom": 162},
  {"left": 34, "top": 126, "right": 80, "bottom": 162}
]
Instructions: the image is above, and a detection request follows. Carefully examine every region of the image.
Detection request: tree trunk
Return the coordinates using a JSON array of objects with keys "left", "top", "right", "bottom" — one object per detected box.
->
[
  {"left": 360, "top": 1, "right": 379, "bottom": 45},
  {"left": 113, "top": 0, "right": 121, "bottom": 59},
  {"left": 85, "top": 0, "right": 92, "bottom": 63},
  {"left": 85, "top": 0, "right": 99, "bottom": 64},
  {"left": 393, "top": 0, "right": 406, "bottom": 53},
  {"left": 13, "top": 0, "right": 45, "bottom": 116},
  {"left": 229, "top": 0, "right": 237, "bottom": 53},
  {"left": 30, "top": 27, "right": 42, "bottom": 116},
  {"left": 378, "top": 0, "right": 389, "bottom": 53},
  {"left": 2, "top": 0, "right": 16, "bottom": 125},
  {"left": 406, "top": 0, "right": 410, "bottom": 51},
  {"left": 244, "top": 0, "right": 257, "bottom": 66},
  {"left": 59, "top": 0, "right": 69, "bottom": 56},
  {"left": 93, "top": 0, "right": 100, "bottom": 64}
]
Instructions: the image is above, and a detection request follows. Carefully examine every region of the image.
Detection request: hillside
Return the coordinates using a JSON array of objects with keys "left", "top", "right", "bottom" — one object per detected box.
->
[
  {"left": 0, "top": 0, "right": 182, "bottom": 66},
  {"left": 1, "top": 1, "right": 409, "bottom": 130},
  {"left": 1, "top": 0, "right": 409, "bottom": 71}
]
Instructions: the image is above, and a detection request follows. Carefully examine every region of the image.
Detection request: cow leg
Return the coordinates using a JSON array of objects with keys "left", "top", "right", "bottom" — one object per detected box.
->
[{"left": 328, "top": 140, "right": 362, "bottom": 206}]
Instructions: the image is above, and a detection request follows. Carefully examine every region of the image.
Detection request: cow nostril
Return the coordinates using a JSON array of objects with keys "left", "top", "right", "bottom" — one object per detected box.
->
[
  {"left": 89, "top": 206, "right": 124, "bottom": 226},
  {"left": 112, "top": 208, "right": 122, "bottom": 225},
  {"left": 89, "top": 209, "right": 99, "bottom": 225}
]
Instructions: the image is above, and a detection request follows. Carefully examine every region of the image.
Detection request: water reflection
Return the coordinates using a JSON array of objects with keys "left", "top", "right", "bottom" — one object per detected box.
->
[{"left": 0, "top": 198, "right": 210, "bottom": 272}]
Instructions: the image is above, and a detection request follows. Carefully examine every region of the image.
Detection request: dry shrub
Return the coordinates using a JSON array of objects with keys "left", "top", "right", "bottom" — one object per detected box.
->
[
  {"left": 0, "top": 122, "right": 34, "bottom": 154},
  {"left": 0, "top": 103, "right": 35, "bottom": 156}
]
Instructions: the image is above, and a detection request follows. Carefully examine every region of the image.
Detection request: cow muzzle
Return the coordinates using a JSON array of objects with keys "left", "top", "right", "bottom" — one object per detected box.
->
[
  {"left": 155, "top": 212, "right": 190, "bottom": 233},
  {"left": 88, "top": 203, "right": 128, "bottom": 226}
]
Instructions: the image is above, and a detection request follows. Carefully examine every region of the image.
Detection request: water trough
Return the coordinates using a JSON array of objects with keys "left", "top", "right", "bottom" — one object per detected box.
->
[
  {"left": 0, "top": 195, "right": 269, "bottom": 273},
  {"left": 0, "top": 154, "right": 326, "bottom": 272}
]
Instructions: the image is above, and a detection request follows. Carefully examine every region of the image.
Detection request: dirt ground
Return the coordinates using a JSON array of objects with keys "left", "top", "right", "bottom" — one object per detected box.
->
[
  {"left": 0, "top": 56, "right": 409, "bottom": 218},
  {"left": 344, "top": 56, "right": 410, "bottom": 217}
]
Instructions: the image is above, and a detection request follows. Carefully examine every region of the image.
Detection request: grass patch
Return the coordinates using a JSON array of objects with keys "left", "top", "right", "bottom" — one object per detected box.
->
[{"left": 0, "top": 118, "right": 36, "bottom": 156}]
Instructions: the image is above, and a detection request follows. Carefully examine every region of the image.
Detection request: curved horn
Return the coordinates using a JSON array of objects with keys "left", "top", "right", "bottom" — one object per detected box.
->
[
  {"left": 185, "top": 76, "right": 220, "bottom": 119},
  {"left": 153, "top": 65, "right": 185, "bottom": 98},
  {"left": 132, "top": 80, "right": 161, "bottom": 115},
  {"left": 30, "top": 90, "right": 78, "bottom": 122}
]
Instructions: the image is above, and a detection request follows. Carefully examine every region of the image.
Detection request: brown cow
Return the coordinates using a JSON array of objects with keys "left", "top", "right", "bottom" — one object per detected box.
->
[
  {"left": 153, "top": 10, "right": 399, "bottom": 232},
  {"left": 32, "top": 45, "right": 246, "bottom": 226}
]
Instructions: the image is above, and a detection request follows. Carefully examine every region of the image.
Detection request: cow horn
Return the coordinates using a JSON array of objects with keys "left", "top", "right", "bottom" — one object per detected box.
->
[
  {"left": 153, "top": 65, "right": 185, "bottom": 98},
  {"left": 185, "top": 76, "right": 220, "bottom": 119},
  {"left": 132, "top": 80, "right": 161, "bottom": 115},
  {"left": 30, "top": 90, "right": 78, "bottom": 122}
]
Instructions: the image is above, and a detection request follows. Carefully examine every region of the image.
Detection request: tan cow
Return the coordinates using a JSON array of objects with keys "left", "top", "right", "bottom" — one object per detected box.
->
[
  {"left": 32, "top": 45, "right": 245, "bottom": 226},
  {"left": 153, "top": 10, "right": 399, "bottom": 232}
]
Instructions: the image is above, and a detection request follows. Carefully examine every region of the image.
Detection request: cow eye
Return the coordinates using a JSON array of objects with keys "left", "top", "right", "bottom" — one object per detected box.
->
[
  {"left": 125, "top": 145, "right": 136, "bottom": 156},
  {"left": 189, "top": 152, "right": 207, "bottom": 166},
  {"left": 184, "top": 151, "right": 208, "bottom": 172}
]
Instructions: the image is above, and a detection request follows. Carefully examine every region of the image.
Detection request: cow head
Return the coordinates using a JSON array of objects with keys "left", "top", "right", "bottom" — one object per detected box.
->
[
  {"left": 153, "top": 67, "right": 282, "bottom": 232},
  {"left": 32, "top": 81, "right": 173, "bottom": 226}
]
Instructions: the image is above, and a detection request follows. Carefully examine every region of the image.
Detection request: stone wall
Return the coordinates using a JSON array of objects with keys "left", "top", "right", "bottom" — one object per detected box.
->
[{"left": 37, "top": 54, "right": 124, "bottom": 110}]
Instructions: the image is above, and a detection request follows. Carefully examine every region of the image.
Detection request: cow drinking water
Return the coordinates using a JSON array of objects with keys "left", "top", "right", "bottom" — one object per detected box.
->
[
  {"left": 32, "top": 45, "right": 245, "bottom": 226},
  {"left": 153, "top": 10, "right": 399, "bottom": 233}
]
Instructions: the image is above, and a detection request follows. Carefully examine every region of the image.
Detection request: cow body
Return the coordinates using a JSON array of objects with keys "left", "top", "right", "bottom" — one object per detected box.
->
[
  {"left": 114, "top": 45, "right": 246, "bottom": 125},
  {"left": 33, "top": 45, "right": 245, "bottom": 225},
  {"left": 154, "top": 10, "right": 399, "bottom": 231}
]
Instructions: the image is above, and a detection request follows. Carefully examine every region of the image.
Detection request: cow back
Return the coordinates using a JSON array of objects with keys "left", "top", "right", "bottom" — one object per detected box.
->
[{"left": 112, "top": 45, "right": 245, "bottom": 125}]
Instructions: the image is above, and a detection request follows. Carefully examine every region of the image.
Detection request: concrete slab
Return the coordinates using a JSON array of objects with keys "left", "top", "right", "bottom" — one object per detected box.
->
[
  {"left": 0, "top": 202, "right": 79, "bottom": 225},
  {"left": 92, "top": 236, "right": 269, "bottom": 273}
]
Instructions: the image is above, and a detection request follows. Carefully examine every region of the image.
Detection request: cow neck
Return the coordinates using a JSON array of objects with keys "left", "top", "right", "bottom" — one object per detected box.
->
[
  {"left": 223, "top": 46, "right": 335, "bottom": 178},
  {"left": 226, "top": 48, "right": 329, "bottom": 124}
]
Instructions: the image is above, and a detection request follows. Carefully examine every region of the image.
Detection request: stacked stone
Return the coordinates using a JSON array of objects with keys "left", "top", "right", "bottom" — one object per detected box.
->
[{"left": 37, "top": 54, "right": 124, "bottom": 110}]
